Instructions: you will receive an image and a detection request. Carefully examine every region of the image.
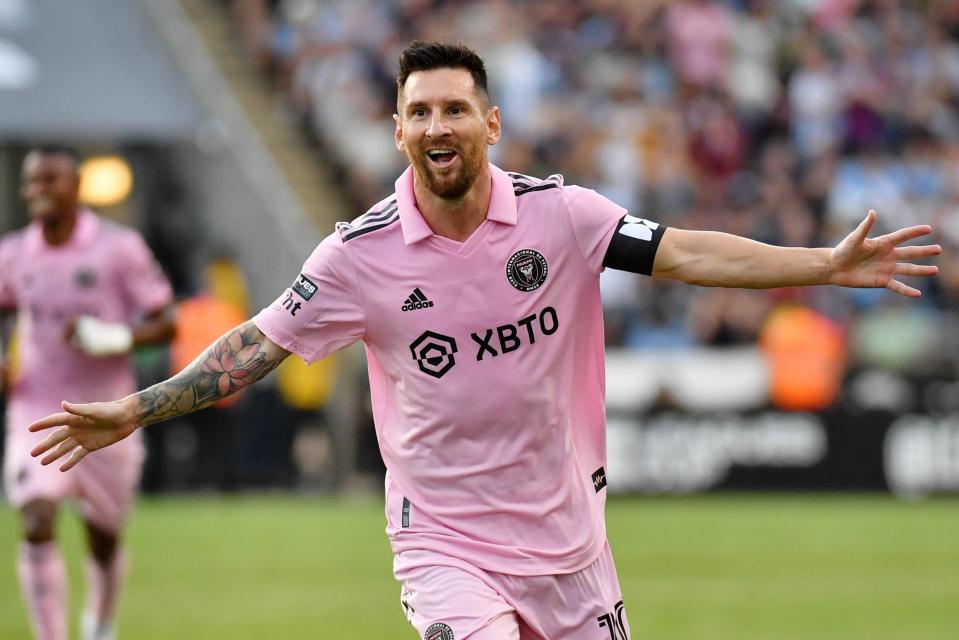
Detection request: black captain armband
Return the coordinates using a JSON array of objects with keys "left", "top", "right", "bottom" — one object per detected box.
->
[{"left": 602, "top": 215, "right": 667, "bottom": 275}]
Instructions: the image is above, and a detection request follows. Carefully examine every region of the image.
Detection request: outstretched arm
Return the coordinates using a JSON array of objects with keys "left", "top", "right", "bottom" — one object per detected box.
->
[
  {"left": 29, "top": 320, "right": 290, "bottom": 471},
  {"left": 652, "top": 210, "right": 940, "bottom": 297},
  {"left": 132, "top": 319, "right": 287, "bottom": 425}
]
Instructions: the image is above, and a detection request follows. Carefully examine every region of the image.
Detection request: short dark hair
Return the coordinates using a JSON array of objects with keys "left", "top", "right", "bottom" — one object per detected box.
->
[
  {"left": 397, "top": 40, "right": 490, "bottom": 103},
  {"left": 26, "top": 144, "right": 81, "bottom": 167}
]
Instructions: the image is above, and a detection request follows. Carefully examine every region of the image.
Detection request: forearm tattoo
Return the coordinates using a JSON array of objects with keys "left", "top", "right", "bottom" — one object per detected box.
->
[{"left": 134, "top": 321, "right": 286, "bottom": 426}]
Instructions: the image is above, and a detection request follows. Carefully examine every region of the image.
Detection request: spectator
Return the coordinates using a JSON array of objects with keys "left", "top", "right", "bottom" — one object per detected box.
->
[{"left": 231, "top": 0, "right": 954, "bottom": 367}]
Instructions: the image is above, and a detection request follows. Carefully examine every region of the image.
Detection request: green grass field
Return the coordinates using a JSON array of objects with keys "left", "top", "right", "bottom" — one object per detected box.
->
[{"left": 0, "top": 494, "right": 956, "bottom": 639}]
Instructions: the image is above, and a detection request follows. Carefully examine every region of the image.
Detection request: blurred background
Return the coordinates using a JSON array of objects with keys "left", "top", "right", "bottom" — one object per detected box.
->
[{"left": 0, "top": 0, "right": 957, "bottom": 638}]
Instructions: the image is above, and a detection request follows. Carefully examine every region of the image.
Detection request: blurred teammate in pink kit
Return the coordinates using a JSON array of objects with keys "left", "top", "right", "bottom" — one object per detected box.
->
[
  {"left": 0, "top": 147, "right": 175, "bottom": 640},
  {"left": 29, "top": 43, "right": 940, "bottom": 639}
]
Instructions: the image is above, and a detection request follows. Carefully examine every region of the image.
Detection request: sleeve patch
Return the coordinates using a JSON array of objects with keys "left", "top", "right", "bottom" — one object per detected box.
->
[{"left": 291, "top": 274, "right": 318, "bottom": 300}]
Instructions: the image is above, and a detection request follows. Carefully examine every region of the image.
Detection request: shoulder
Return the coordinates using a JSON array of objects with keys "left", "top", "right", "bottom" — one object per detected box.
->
[
  {"left": 98, "top": 216, "right": 142, "bottom": 241},
  {"left": 507, "top": 172, "right": 615, "bottom": 225},
  {"left": 506, "top": 171, "right": 565, "bottom": 197},
  {"left": 0, "top": 227, "right": 28, "bottom": 260},
  {"left": 94, "top": 218, "right": 160, "bottom": 268},
  {"left": 334, "top": 194, "right": 400, "bottom": 244},
  {"left": 0, "top": 227, "right": 26, "bottom": 247},
  {"left": 94, "top": 216, "right": 142, "bottom": 246}
]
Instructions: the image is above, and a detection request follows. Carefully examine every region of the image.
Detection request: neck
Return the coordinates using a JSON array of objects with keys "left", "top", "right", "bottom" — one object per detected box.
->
[
  {"left": 40, "top": 207, "right": 80, "bottom": 246},
  {"left": 413, "top": 165, "right": 492, "bottom": 242}
]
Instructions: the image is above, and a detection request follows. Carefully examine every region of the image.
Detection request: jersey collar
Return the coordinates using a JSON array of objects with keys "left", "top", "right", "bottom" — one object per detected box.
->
[
  {"left": 396, "top": 163, "right": 519, "bottom": 245},
  {"left": 25, "top": 207, "right": 100, "bottom": 252}
]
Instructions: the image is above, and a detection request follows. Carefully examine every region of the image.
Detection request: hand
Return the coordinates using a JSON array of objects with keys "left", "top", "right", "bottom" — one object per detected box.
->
[
  {"left": 29, "top": 399, "right": 139, "bottom": 471},
  {"left": 829, "top": 210, "right": 941, "bottom": 297},
  {"left": 65, "top": 316, "right": 134, "bottom": 357}
]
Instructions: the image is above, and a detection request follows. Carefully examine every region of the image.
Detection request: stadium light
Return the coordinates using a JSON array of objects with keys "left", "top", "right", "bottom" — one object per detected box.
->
[{"left": 79, "top": 155, "right": 133, "bottom": 206}]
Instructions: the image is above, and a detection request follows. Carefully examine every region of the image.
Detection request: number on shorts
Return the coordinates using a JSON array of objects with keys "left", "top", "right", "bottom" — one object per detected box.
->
[{"left": 597, "top": 600, "right": 629, "bottom": 639}]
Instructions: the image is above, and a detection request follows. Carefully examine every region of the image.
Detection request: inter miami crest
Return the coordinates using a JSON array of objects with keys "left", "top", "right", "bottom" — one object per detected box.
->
[
  {"left": 506, "top": 249, "right": 548, "bottom": 292},
  {"left": 425, "top": 622, "right": 454, "bottom": 640},
  {"left": 74, "top": 268, "right": 97, "bottom": 288}
]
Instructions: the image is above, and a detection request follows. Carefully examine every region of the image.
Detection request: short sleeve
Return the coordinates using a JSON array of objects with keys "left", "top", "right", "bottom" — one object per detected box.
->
[
  {"left": 252, "top": 232, "right": 365, "bottom": 364},
  {"left": 0, "top": 234, "right": 17, "bottom": 309},
  {"left": 117, "top": 231, "right": 174, "bottom": 314},
  {"left": 563, "top": 186, "right": 630, "bottom": 274}
]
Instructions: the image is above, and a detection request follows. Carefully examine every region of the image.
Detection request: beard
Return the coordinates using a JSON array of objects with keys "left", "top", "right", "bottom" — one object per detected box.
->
[
  {"left": 27, "top": 198, "right": 66, "bottom": 224},
  {"left": 411, "top": 145, "right": 484, "bottom": 200}
]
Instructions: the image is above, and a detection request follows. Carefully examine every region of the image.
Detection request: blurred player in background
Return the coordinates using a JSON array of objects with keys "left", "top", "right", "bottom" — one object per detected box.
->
[
  {"left": 0, "top": 146, "right": 175, "bottom": 640},
  {"left": 28, "top": 43, "right": 940, "bottom": 639}
]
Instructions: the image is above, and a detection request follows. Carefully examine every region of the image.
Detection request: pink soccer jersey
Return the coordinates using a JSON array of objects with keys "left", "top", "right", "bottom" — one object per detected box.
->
[
  {"left": 0, "top": 209, "right": 173, "bottom": 408},
  {"left": 254, "top": 164, "right": 658, "bottom": 575}
]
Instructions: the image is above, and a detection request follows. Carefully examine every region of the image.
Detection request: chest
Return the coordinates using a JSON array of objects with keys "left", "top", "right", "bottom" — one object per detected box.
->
[
  {"left": 359, "top": 222, "right": 589, "bottom": 371},
  {"left": 12, "top": 247, "right": 120, "bottom": 321}
]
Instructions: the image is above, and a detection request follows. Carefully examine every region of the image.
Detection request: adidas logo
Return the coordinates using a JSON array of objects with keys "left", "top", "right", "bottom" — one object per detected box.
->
[{"left": 402, "top": 288, "right": 434, "bottom": 312}]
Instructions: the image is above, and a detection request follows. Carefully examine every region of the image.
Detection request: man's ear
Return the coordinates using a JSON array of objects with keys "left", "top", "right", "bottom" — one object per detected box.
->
[
  {"left": 394, "top": 113, "right": 405, "bottom": 152},
  {"left": 486, "top": 106, "right": 502, "bottom": 146}
]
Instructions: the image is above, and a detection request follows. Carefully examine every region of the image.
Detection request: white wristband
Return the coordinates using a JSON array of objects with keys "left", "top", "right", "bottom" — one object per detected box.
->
[{"left": 74, "top": 316, "right": 133, "bottom": 357}]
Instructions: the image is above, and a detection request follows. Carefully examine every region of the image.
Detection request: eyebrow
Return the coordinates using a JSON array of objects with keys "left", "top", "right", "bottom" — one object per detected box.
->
[{"left": 405, "top": 99, "right": 472, "bottom": 111}]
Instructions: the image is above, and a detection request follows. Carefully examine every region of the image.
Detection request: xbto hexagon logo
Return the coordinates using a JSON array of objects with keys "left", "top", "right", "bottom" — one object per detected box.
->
[{"left": 409, "top": 330, "right": 458, "bottom": 379}]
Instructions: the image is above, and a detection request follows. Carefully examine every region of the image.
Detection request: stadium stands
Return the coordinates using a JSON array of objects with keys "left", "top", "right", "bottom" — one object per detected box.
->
[{"left": 231, "top": 0, "right": 959, "bottom": 365}]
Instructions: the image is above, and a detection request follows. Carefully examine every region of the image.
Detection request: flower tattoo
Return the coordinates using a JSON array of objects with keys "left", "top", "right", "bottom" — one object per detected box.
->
[{"left": 135, "top": 322, "right": 285, "bottom": 426}]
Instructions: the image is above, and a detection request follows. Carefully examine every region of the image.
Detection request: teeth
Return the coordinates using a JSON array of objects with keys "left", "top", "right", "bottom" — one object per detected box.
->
[{"left": 428, "top": 149, "right": 454, "bottom": 156}]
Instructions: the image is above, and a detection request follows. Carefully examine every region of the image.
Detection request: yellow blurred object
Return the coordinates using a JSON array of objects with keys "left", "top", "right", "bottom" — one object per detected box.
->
[
  {"left": 78, "top": 156, "right": 134, "bottom": 207},
  {"left": 276, "top": 354, "right": 337, "bottom": 411},
  {"left": 4, "top": 330, "right": 20, "bottom": 383},
  {"left": 760, "top": 304, "right": 846, "bottom": 411},
  {"left": 205, "top": 258, "right": 250, "bottom": 315}
]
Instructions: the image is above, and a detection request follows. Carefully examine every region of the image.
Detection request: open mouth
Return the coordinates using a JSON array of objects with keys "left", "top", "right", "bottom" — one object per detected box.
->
[
  {"left": 427, "top": 149, "right": 458, "bottom": 169},
  {"left": 29, "top": 196, "right": 54, "bottom": 212}
]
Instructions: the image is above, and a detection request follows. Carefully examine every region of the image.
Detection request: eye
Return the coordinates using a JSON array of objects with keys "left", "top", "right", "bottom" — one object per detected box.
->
[
  {"left": 449, "top": 106, "right": 464, "bottom": 116},
  {"left": 412, "top": 108, "right": 426, "bottom": 118}
]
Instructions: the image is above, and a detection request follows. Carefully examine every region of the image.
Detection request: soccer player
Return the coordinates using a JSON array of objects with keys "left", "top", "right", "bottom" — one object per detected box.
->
[
  {"left": 0, "top": 146, "right": 175, "bottom": 640},
  {"left": 29, "top": 42, "right": 939, "bottom": 639}
]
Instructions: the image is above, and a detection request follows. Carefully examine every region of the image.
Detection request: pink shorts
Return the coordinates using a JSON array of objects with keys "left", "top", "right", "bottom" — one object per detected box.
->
[
  {"left": 394, "top": 542, "right": 630, "bottom": 640},
  {"left": 3, "top": 401, "right": 144, "bottom": 533}
]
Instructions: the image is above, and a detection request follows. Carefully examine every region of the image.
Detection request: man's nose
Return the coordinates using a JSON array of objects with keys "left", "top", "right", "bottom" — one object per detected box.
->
[{"left": 425, "top": 113, "right": 451, "bottom": 138}]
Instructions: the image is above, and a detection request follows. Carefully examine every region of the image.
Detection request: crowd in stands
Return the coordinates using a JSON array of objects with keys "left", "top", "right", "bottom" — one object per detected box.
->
[{"left": 229, "top": 0, "right": 959, "bottom": 380}]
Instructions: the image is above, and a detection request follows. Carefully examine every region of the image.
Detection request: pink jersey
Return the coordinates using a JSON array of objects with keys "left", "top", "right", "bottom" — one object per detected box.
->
[
  {"left": 0, "top": 209, "right": 173, "bottom": 410},
  {"left": 254, "top": 164, "right": 642, "bottom": 575}
]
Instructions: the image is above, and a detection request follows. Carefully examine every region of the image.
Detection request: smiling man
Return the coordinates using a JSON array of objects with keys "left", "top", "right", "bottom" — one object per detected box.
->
[
  {"left": 27, "top": 42, "right": 940, "bottom": 639},
  {"left": 0, "top": 146, "right": 175, "bottom": 640}
]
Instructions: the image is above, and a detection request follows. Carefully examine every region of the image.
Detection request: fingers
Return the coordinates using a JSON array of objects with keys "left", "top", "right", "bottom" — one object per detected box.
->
[
  {"left": 40, "top": 438, "right": 79, "bottom": 466},
  {"left": 879, "top": 224, "right": 933, "bottom": 246},
  {"left": 60, "top": 447, "right": 90, "bottom": 472},
  {"left": 28, "top": 411, "right": 88, "bottom": 433},
  {"left": 30, "top": 427, "right": 71, "bottom": 457},
  {"left": 852, "top": 210, "right": 877, "bottom": 244},
  {"left": 895, "top": 244, "right": 942, "bottom": 259},
  {"left": 63, "top": 400, "right": 95, "bottom": 416},
  {"left": 30, "top": 424, "right": 92, "bottom": 470},
  {"left": 895, "top": 263, "right": 939, "bottom": 277},
  {"left": 28, "top": 412, "right": 73, "bottom": 433},
  {"left": 886, "top": 279, "right": 922, "bottom": 298}
]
